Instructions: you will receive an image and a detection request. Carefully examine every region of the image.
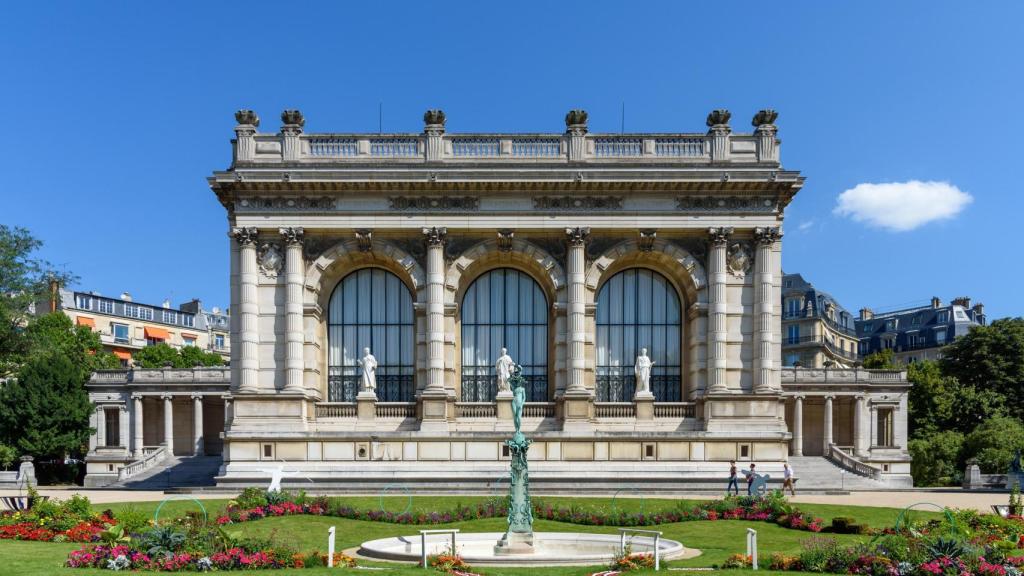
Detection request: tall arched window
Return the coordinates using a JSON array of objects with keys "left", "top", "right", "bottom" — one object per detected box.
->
[
  {"left": 596, "top": 268, "right": 682, "bottom": 401},
  {"left": 461, "top": 268, "right": 548, "bottom": 402},
  {"left": 328, "top": 268, "right": 414, "bottom": 402}
]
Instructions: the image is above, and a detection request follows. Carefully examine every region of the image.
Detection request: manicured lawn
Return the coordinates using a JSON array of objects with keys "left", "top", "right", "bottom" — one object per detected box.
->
[{"left": 0, "top": 495, "right": 940, "bottom": 576}]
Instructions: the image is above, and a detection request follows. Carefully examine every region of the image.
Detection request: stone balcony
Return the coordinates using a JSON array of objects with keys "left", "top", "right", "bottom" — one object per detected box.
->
[
  {"left": 89, "top": 368, "right": 231, "bottom": 386},
  {"left": 780, "top": 367, "right": 909, "bottom": 388}
]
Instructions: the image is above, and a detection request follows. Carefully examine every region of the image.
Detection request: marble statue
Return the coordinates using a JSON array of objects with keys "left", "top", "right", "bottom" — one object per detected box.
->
[
  {"left": 634, "top": 348, "right": 654, "bottom": 394},
  {"left": 359, "top": 347, "right": 377, "bottom": 392},
  {"left": 495, "top": 347, "right": 515, "bottom": 393}
]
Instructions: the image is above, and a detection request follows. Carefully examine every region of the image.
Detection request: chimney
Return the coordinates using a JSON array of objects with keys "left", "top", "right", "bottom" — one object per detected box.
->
[
  {"left": 121, "top": 292, "right": 132, "bottom": 302},
  {"left": 859, "top": 307, "right": 874, "bottom": 321},
  {"left": 972, "top": 302, "right": 984, "bottom": 316},
  {"left": 951, "top": 296, "right": 971, "bottom": 308},
  {"left": 931, "top": 296, "right": 942, "bottom": 308},
  {"left": 48, "top": 277, "right": 60, "bottom": 313},
  {"left": 178, "top": 299, "right": 202, "bottom": 314}
]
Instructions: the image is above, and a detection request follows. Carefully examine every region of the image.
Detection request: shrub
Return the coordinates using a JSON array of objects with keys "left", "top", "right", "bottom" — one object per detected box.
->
[
  {"left": 234, "top": 487, "right": 269, "bottom": 510},
  {"left": 138, "top": 525, "right": 186, "bottom": 558},
  {"left": 113, "top": 505, "right": 150, "bottom": 535}
]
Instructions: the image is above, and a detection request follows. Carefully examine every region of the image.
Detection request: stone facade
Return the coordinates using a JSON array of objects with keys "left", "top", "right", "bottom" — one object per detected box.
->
[
  {"left": 781, "top": 273, "right": 859, "bottom": 368},
  {"left": 194, "top": 108, "right": 911, "bottom": 488}
]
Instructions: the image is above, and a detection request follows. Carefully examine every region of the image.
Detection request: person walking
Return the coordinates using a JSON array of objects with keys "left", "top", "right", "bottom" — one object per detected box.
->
[
  {"left": 782, "top": 462, "right": 796, "bottom": 496},
  {"left": 746, "top": 463, "right": 757, "bottom": 495},
  {"left": 726, "top": 460, "right": 739, "bottom": 495}
]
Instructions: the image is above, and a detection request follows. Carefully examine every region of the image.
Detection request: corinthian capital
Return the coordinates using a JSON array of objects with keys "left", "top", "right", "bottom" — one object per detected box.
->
[
  {"left": 707, "top": 226, "right": 733, "bottom": 246},
  {"left": 421, "top": 226, "right": 447, "bottom": 246},
  {"left": 231, "top": 226, "right": 259, "bottom": 246},
  {"left": 565, "top": 226, "right": 591, "bottom": 246},
  {"left": 754, "top": 226, "right": 783, "bottom": 246},
  {"left": 278, "top": 226, "right": 305, "bottom": 246}
]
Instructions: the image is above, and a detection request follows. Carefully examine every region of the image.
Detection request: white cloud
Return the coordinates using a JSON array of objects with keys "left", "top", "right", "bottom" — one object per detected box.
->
[
  {"left": 797, "top": 219, "right": 815, "bottom": 232},
  {"left": 833, "top": 180, "right": 973, "bottom": 232}
]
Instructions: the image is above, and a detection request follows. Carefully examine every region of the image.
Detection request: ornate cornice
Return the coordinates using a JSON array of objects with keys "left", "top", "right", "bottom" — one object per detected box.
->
[
  {"left": 422, "top": 226, "right": 447, "bottom": 246},
  {"left": 565, "top": 226, "right": 591, "bottom": 246},
  {"left": 279, "top": 226, "right": 304, "bottom": 246},
  {"left": 754, "top": 226, "right": 783, "bottom": 246},
  {"left": 388, "top": 196, "right": 479, "bottom": 211},
  {"left": 707, "top": 226, "right": 733, "bottom": 246},
  {"left": 533, "top": 195, "right": 622, "bottom": 210},
  {"left": 231, "top": 226, "right": 258, "bottom": 246},
  {"left": 677, "top": 196, "right": 779, "bottom": 213}
]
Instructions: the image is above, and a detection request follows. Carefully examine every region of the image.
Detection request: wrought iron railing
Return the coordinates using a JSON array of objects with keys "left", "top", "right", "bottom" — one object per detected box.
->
[
  {"left": 595, "top": 374, "right": 681, "bottom": 402},
  {"left": 327, "top": 371, "right": 414, "bottom": 402},
  {"left": 460, "top": 372, "right": 548, "bottom": 402}
]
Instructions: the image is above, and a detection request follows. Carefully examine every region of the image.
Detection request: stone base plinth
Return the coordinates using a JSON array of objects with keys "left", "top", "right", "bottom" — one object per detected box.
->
[
  {"left": 494, "top": 531, "right": 535, "bottom": 555},
  {"left": 634, "top": 392, "right": 655, "bottom": 421},
  {"left": 229, "top": 395, "right": 310, "bottom": 433},
  {"left": 418, "top": 391, "right": 450, "bottom": 432},
  {"left": 703, "top": 394, "right": 789, "bottom": 433},
  {"left": 560, "top": 390, "right": 593, "bottom": 432}
]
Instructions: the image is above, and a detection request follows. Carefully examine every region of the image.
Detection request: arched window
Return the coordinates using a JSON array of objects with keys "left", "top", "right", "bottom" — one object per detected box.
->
[
  {"left": 461, "top": 268, "right": 548, "bottom": 402},
  {"left": 327, "top": 268, "right": 414, "bottom": 402},
  {"left": 596, "top": 268, "right": 682, "bottom": 401}
]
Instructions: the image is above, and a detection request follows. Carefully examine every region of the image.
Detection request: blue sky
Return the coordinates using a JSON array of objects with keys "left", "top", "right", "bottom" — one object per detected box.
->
[{"left": 2, "top": 1, "right": 1021, "bottom": 318}]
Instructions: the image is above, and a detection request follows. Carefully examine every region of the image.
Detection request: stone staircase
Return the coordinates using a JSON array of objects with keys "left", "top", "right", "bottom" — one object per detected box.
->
[
  {"left": 786, "top": 456, "right": 889, "bottom": 491},
  {"left": 111, "top": 455, "right": 223, "bottom": 489}
]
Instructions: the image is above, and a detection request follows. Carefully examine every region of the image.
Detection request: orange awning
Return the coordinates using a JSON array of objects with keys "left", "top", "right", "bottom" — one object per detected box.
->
[
  {"left": 76, "top": 316, "right": 95, "bottom": 328},
  {"left": 112, "top": 349, "right": 132, "bottom": 361},
  {"left": 144, "top": 326, "right": 169, "bottom": 340},
  {"left": 181, "top": 333, "right": 199, "bottom": 339}
]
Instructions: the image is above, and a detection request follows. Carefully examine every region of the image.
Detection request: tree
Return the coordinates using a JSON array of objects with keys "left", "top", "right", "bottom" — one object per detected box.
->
[
  {"left": 908, "top": 430, "right": 964, "bottom": 486},
  {"left": 941, "top": 318, "right": 1024, "bottom": 421},
  {"left": 133, "top": 343, "right": 185, "bottom": 368},
  {"left": 22, "top": 312, "right": 119, "bottom": 379},
  {"left": 0, "top": 353, "right": 93, "bottom": 459},
  {"left": 179, "top": 345, "right": 224, "bottom": 368},
  {"left": 907, "top": 360, "right": 1007, "bottom": 437},
  {"left": 962, "top": 416, "right": 1024, "bottom": 474},
  {"left": 862, "top": 349, "right": 898, "bottom": 369},
  {"left": 0, "top": 225, "right": 75, "bottom": 376}
]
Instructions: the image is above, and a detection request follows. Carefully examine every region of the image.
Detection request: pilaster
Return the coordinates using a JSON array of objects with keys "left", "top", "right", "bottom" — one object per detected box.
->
[
  {"left": 162, "top": 395, "right": 174, "bottom": 455},
  {"left": 707, "top": 227, "right": 732, "bottom": 394},
  {"left": 132, "top": 395, "right": 144, "bottom": 459},
  {"left": 562, "top": 226, "right": 594, "bottom": 430},
  {"left": 792, "top": 395, "right": 804, "bottom": 457},
  {"left": 192, "top": 395, "right": 204, "bottom": 456},
  {"left": 823, "top": 395, "right": 834, "bottom": 449},
  {"left": 233, "top": 110, "right": 259, "bottom": 163},
  {"left": 232, "top": 227, "right": 259, "bottom": 394},
  {"left": 706, "top": 109, "right": 732, "bottom": 164},
  {"left": 420, "top": 226, "right": 450, "bottom": 431},
  {"left": 565, "top": 110, "right": 588, "bottom": 163},
  {"left": 854, "top": 395, "right": 868, "bottom": 457},
  {"left": 754, "top": 227, "right": 782, "bottom": 393},
  {"left": 280, "top": 227, "right": 305, "bottom": 395},
  {"left": 424, "top": 110, "right": 445, "bottom": 162},
  {"left": 280, "top": 109, "right": 304, "bottom": 162}
]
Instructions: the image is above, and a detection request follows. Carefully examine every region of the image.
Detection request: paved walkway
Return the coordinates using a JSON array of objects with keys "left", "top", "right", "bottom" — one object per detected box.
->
[{"left": 0, "top": 488, "right": 1007, "bottom": 512}]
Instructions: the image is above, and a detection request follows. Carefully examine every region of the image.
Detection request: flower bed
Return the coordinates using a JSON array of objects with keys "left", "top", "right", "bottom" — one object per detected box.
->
[
  {"left": 0, "top": 493, "right": 115, "bottom": 543},
  {"left": 216, "top": 489, "right": 824, "bottom": 533},
  {"left": 66, "top": 545, "right": 310, "bottom": 571}
]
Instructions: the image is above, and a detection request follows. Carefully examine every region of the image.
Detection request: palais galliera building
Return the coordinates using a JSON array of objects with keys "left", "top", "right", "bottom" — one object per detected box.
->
[{"left": 83, "top": 108, "right": 912, "bottom": 489}]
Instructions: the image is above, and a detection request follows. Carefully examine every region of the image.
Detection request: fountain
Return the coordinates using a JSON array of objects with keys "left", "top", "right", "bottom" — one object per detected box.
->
[{"left": 355, "top": 364, "right": 696, "bottom": 566}]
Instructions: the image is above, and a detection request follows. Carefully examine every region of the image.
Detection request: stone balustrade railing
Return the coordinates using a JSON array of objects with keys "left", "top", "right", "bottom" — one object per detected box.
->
[
  {"left": 316, "top": 403, "right": 356, "bottom": 419},
  {"left": 653, "top": 402, "right": 697, "bottom": 418},
  {"left": 594, "top": 402, "right": 637, "bottom": 418},
  {"left": 523, "top": 402, "right": 557, "bottom": 418},
  {"left": 89, "top": 368, "right": 231, "bottom": 385},
  {"left": 376, "top": 402, "right": 416, "bottom": 418},
  {"left": 826, "top": 443, "right": 883, "bottom": 480},
  {"left": 780, "top": 368, "right": 908, "bottom": 385},
  {"left": 232, "top": 108, "right": 782, "bottom": 167},
  {"left": 454, "top": 402, "right": 497, "bottom": 418},
  {"left": 117, "top": 446, "right": 167, "bottom": 481}
]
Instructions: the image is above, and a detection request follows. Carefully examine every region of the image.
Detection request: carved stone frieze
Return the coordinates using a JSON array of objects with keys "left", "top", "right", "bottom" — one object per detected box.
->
[
  {"left": 258, "top": 242, "right": 283, "bottom": 278},
  {"left": 727, "top": 241, "right": 751, "bottom": 279},
  {"left": 388, "top": 196, "right": 479, "bottom": 211},
  {"left": 534, "top": 196, "right": 622, "bottom": 210},
  {"left": 236, "top": 196, "right": 335, "bottom": 211},
  {"left": 676, "top": 196, "right": 779, "bottom": 213}
]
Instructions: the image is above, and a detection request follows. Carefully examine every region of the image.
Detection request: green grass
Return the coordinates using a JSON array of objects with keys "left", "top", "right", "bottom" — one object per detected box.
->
[{"left": 0, "top": 495, "right": 941, "bottom": 576}]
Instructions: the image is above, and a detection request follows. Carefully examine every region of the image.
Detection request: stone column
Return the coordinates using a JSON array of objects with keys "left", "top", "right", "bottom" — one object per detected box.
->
[
  {"left": 420, "top": 227, "right": 449, "bottom": 429},
  {"left": 870, "top": 405, "right": 879, "bottom": 448},
  {"left": 96, "top": 407, "right": 107, "bottom": 447},
  {"left": 706, "top": 109, "right": 731, "bottom": 163},
  {"left": 753, "top": 227, "right": 782, "bottom": 393},
  {"left": 792, "top": 395, "right": 804, "bottom": 457},
  {"left": 565, "top": 110, "right": 588, "bottom": 162},
  {"left": 118, "top": 405, "right": 128, "bottom": 449},
  {"left": 132, "top": 395, "right": 144, "bottom": 459},
  {"left": 424, "top": 110, "right": 445, "bottom": 162},
  {"left": 854, "top": 396, "right": 868, "bottom": 457},
  {"left": 895, "top": 395, "right": 908, "bottom": 450},
  {"left": 752, "top": 110, "right": 779, "bottom": 164},
  {"left": 223, "top": 396, "right": 232, "bottom": 426},
  {"left": 229, "top": 231, "right": 240, "bottom": 392},
  {"left": 233, "top": 227, "right": 259, "bottom": 394},
  {"left": 823, "top": 395, "right": 834, "bottom": 450},
  {"left": 562, "top": 227, "right": 594, "bottom": 429},
  {"left": 280, "top": 227, "right": 305, "bottom": 395},
  {"left": 706, "top": 227, "right": 732, "bottom": 394},
  {"left": 192, "top": 395, "right": 204, "bottom": 456},
  {"left": 233, "top": 110, "right": 259, "bottom": 163},
  {"left": 280, "top": 109, "right": 304, "bottom": 162},
  {"left": 88, "top": 410, "right": 98, "bottom": 452},
  {"left": 162, "top": 395, "right": 174, "bottom": 455}
]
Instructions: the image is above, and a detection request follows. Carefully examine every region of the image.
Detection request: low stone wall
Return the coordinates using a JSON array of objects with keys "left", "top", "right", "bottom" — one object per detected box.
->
[{"left": 0, "top": 457, "right": 37, "bottom": 489}]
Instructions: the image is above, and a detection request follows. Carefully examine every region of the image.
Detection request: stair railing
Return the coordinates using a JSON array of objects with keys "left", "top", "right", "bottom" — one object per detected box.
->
[
  {"left": 117, "top": 446, "right": 168, "bottom": 481},
  {"left": 826, "top": 443, "right": 883, "bottom": 481}
]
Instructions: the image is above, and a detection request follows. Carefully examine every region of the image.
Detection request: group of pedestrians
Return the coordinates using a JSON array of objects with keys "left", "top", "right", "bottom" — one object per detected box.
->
[{"left": 726, "top": 460, "right": 796, "bottom": 496}]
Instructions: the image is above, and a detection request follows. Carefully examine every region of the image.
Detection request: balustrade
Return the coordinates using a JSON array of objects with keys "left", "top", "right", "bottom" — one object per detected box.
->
[
  {"left": 654, "top": 137, "right": 705, "bottom": 157},
  {"left": 308, "top": 137, "right": 358, "bottom": 157},
  {"left": 511, "top": 138, "right": 561, "bottom": 157},
  {"left": 653, "top": 402, "right": 696, "bottom": 418},
  {"left": 594, "top": 402, "right": 636, "bottom": 418},
  {"left": 376, "top": 402, "right": 416, "bottom": 418},
  {"left": 450, "top": 138, "right": 500, "bottom": 157},
  {"left": 523, "top": 402, "right": 556, "bottom": 418},
  {"left": 315, "top": 403, "right": 357, "bottom": 418},
  {"left": 454, "top": 402, "right": 497, "bottom": 418}
]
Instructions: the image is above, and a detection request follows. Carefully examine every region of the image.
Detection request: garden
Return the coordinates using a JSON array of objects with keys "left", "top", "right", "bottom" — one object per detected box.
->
[{"left": 0, "top": 487, "right": 1021, "bottom": 575}]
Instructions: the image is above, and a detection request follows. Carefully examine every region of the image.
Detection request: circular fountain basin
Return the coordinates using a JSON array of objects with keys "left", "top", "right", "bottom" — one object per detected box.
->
[{"left": 356, "top": 532, "right": 696, "bottom": 566}]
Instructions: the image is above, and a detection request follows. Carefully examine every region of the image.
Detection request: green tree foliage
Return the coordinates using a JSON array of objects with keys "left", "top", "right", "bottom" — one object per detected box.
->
[
  {"left": 862, "top": 349, "right": 898, "bottom": 369},
  {"left": 133, "top": 342, "right": 224, "bottom": 369},
  {"left": 908, "top": 430, "right": 964, "bottom": 486},
  {"left": 0, "top": 353, "right": 93, "bottom": 459},
  {"left": 962, "top": 416, "right": 1024, "bottom": 473},
  {"left": 0, "top": 443, "right": 16, "bottom": 470},
  {"left": 940, "top": 318, "right": 1024, "bottom": 421},
  {"left": 22, "top": 313, "right": 119, "bottom": 378},
  {"left": 907, "top": 360, "right": 1006, "bottom": 437}
]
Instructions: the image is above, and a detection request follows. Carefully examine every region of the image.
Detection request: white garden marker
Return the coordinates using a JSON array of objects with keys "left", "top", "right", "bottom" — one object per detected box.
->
[
  {"left": 328, "top": 526, "right": 336, "bottom": 567},
  {"left": 746, "top": 528, "right": 758, "bottom": 570}
]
